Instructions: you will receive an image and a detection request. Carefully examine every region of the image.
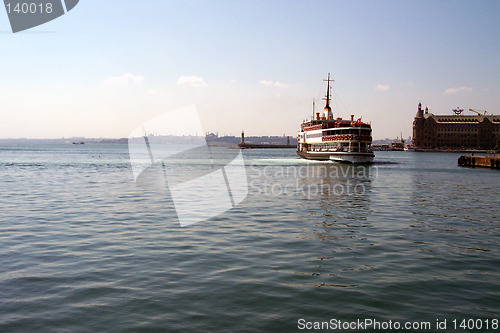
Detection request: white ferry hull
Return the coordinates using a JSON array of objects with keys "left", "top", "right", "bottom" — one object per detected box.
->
[{"left": 297, "top": 150, "right": 374, "bottom": 164}]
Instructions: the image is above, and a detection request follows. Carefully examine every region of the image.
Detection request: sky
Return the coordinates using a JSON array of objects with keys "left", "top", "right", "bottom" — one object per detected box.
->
[{"left": 0, "top": 0, "right": 499, "bottom": 139}]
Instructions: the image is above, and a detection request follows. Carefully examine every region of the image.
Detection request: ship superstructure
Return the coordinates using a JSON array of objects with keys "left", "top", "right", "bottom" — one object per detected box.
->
[{"left": 297, "top": 74, "right": 374, "bottom": 163}]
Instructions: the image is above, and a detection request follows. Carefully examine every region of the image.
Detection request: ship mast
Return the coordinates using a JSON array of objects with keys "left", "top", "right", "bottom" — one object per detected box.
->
[
  {"left": 312, "top": 98, "right": 315, "bottom": 120},
  {"left": 324, "top": 73, "right": 333, "bottom": 109},
  {"left": 323, "top": 73, "right": 334, "bottom": 119}
]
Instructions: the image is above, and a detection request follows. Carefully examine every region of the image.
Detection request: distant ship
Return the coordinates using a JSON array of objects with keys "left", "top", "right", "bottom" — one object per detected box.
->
[
  {"left": 390, "top": 136, "right": 405, "bottom": 151},
  {"left": 297, "top": 74, "right": 374, "bottom": 163},
  {"left": 372, "top": 144, "right": 391, "bottom": 151}
]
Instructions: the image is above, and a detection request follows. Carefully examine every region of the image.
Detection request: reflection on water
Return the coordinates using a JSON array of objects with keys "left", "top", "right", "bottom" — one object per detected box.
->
[
  {"left": 247, "top": 162, "right": 376, "bottom": 289},
  {"left": 299, "top": 165, "right": 375, "bottom": 288}
]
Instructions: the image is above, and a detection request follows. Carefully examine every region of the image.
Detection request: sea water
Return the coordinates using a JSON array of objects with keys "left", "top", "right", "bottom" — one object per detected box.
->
[{"left": 0, "top": 143, "right": 499, "bottom": 332}]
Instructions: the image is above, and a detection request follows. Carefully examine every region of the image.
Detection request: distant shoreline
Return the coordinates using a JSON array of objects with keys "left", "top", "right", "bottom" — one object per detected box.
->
[
  {"left": 3, "top": 138, "right": 496, "bottom": 154},
  {"left": 0, "top": 138, "right": 128, "bottom": 144},
  {"left": 0, "top": 135, "right": 299, "bottom": 147}
]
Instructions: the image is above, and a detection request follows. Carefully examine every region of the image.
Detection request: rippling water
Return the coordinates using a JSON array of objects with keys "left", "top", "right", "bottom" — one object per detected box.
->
[{"left": 1, "top": 143, "right": 499, "bottom": 332}]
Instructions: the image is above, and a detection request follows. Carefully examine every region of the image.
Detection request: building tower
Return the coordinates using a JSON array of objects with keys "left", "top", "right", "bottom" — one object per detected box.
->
[
  {"left": 416, "top": 102, "right": 423, "bottom": 118},
  {"left": 413, "top": 102, "right": 426, "bottom": 148}
]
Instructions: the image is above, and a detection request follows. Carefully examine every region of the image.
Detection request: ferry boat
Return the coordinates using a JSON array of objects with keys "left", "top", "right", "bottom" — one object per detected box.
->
[{"left": 297, "top": 74, "right": 374, "bottom": 164}]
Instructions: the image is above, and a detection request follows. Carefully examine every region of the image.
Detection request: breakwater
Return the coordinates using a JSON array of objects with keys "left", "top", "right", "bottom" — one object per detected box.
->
[{"left": 238, "top": 143, "right": 296, "bottom": 149}]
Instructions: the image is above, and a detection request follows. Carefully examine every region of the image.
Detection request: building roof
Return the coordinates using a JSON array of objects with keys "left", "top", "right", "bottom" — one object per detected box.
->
[{"left": 423, "top": 113, "right": 500, "bottom": 124}]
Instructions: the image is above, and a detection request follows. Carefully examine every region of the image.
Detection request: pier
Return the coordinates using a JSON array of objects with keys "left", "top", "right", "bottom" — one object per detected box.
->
[{"left": 458, "top": 155, "right": 500, "bottom": 169}]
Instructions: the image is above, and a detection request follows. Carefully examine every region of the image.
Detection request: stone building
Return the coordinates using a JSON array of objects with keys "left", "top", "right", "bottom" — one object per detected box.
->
[{"left": 412, "top": 103, "right": 500, "bottom": 150}]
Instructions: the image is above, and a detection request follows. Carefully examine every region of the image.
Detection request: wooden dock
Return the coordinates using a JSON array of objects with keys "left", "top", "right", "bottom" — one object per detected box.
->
[{"left": 458, "top": 155, "right": 500, "bottom": 169}]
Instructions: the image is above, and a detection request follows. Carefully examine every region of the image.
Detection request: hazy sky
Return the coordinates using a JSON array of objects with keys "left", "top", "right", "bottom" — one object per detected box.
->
[{"left": 0, "top": 0, "right": 499, "bottom": 139}]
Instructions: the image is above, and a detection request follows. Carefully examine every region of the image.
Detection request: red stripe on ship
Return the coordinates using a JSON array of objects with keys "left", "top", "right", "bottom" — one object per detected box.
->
[
  {"left": 322, "top": 135, "right": 373, "bottom": 142},
  {"left": 303, "top": 124, "right": 323, "bottom": 131}
]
